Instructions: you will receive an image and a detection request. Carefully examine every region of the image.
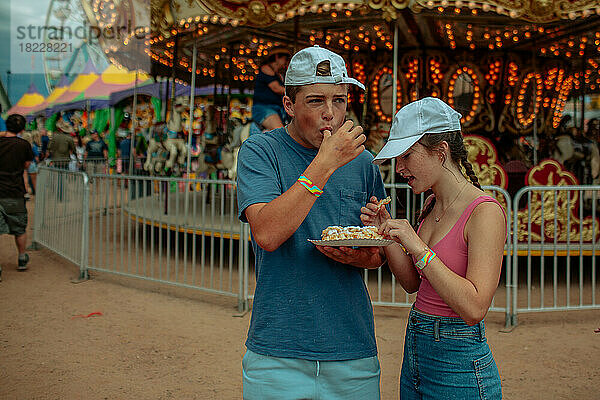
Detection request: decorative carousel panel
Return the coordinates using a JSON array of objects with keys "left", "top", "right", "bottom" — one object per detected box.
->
[
  {"left": 195, "top": 0, "right": 307, "bottom": 27},
  {"left": 371, "top": 65, "right": 404, "bottom": 123},
  {"left": 516, "top": 159, "right": 600, "bottom": 243},
  {"left": 409, "top": 0, "right": 600, "bottom": 23},
  {"left": 463, "top": 135, "right": 507, "bottom": 189},
  {"left": 444, "top": 64, "right": 483, "bottom": 128},
  {"left": 514, "top": 71, "right": 543, "bottom": 131},
  {"left": 463, "top": 134, "right": 508, "bottom": 211}
]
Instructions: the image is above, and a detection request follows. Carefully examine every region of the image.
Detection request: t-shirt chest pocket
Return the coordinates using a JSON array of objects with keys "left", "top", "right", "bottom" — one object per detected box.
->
[{"left": 339, "top": 189, "right": 367, "bottom": 226}]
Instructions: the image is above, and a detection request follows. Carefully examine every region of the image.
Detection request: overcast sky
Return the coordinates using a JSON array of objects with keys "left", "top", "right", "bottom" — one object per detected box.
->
[{"left": 1, "top": 0, "right": 61, "bottom": 105}]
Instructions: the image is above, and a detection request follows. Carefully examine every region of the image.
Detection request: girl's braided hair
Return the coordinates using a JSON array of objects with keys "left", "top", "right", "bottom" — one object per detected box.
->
[{"left": 413, "top": 131, "right": 481, "bottom": 229}]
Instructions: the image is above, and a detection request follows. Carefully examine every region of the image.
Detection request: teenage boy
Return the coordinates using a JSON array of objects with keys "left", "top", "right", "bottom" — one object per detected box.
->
[{"left": 237, "top": 46, "right": 386, "bottom": 399}]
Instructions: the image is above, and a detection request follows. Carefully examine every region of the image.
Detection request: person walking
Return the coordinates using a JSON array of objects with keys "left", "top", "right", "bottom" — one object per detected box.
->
[
  {"left": 362, "top": 97, "right": 506, "bottom": 399},
  {"left": 0, "top": 114, "right": 35, "bottom": 281},
  {"left": 236, "top": 45, "right": 386, "bottom": 399}
]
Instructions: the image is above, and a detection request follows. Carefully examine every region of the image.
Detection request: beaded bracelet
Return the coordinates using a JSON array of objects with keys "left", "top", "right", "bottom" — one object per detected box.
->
[{"left": 298, "top": 175, "right": 323, "bottom": 198}]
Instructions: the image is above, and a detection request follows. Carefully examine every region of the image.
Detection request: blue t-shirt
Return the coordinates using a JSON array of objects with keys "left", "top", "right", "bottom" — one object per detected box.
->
[
  {"left": 252, "top": 71, "right": 284, "bottom": 107},
  {"left": 119, "top": 138, "right": 131, "bottom": 158},
  {"left": 85, "top": 139, "right": 108, "bottom": 158},
  {"left": 236, "top": 127, "right": 386, "bottom": 361}
]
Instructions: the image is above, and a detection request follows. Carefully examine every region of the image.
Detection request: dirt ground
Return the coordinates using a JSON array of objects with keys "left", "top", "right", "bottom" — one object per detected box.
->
[{"left": 1, "top": 206, "right": 599, "bottom": 400}]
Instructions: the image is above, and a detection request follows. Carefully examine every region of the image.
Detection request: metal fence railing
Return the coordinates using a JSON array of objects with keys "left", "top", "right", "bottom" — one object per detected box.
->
[
  {"left": 33, "top": 167, "right": 90, "bottom": 278},
  {"left": 84, "top": 173, "right": 245, "bottom": 308},
  {"left": 510, "top": 185, "right": 600, "bottom": 325},
  {"left": 32, "top": 167, "right": 600, "bottom": 326}
]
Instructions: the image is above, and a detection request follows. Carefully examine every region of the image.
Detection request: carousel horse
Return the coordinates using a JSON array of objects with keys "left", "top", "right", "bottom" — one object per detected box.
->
[
  {"left": 143, "top": 100, "right": 188, "bottom": 174},
  {"left": 192, "top": 113, "right": 252, "bottom": 180},
  {"left": 143, "top": 121, "right": 187, "bottom": 175}
]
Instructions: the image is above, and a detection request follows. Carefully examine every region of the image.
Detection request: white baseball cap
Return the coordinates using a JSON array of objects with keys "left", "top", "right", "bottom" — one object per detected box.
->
[
  {"left": 284, "top": 45, "right": 365, "bottom": 90},
  {"left": 372, "top": 97, "right": 462, "bottom": 165}
]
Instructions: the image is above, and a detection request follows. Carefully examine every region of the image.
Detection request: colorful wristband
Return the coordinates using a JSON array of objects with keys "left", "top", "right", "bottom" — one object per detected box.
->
[
  {"left": 298, "top": 175, "right": 323, "bottom": 198},
  {"left": 415, "top": 248, "right": 436, "bottom": 270}
]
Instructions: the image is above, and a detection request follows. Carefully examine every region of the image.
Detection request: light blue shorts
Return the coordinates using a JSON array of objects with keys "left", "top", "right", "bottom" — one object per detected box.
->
[
  {"left": 251, "top": 103, "right": 287, "bottom": 127},
  {"left": 27, "top": 161, "right": 38, "bottom": 174},
  {"left": 242, "top": 349, "right": 380, "bottom": 400}
]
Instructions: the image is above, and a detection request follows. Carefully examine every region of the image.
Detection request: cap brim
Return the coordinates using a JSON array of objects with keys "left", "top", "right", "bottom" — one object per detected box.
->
[
  {"left": 285, "top": 76, "right": 365, "bottom": 90},
  {"left": 372, "top": 136, "right": 420, "bottom": 165},
  {"left": 342, "top": 77, "right": 365, "bottom": 91}
]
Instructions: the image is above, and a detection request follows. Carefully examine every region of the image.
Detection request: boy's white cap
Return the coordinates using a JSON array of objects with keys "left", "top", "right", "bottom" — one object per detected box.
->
[
  {"left": 284, "top": 45, "right": 365, "bottom": 90},
  {"left": 372, "top": 97, "right": 462, "bottom": 165}
]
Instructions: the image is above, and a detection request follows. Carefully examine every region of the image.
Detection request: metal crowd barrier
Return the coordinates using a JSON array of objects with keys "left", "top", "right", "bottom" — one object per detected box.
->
[
  {"left": 33, "top": 167, "right": 90, "bottom": 278},
  {"left": 32, "top": 166, "right": 599, "bottom": 326},
  {"left": 510, "top": 185, "right": 600, "bottom": 325},
  {"left": 84, "top": 172, "right": 246, "bottom": 310}
]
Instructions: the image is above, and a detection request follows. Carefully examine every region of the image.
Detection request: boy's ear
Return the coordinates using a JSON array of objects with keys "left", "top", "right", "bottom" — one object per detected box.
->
[{"left": 283, "top": 96, "right": 294, "bottom": 118}]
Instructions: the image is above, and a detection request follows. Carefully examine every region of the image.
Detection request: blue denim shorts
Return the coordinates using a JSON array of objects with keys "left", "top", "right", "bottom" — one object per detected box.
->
[
  {"left": 400, "top": 307, "right": 502, "bottom": 400},
  {"left": 251, "top": 103, "right": 287, "bottom": 127},
  {"left": 242, "top": 349, "right": 380, "bottom": 400},
  {"left": 27, "top": 161, "right": 38, "bottom": 174}
]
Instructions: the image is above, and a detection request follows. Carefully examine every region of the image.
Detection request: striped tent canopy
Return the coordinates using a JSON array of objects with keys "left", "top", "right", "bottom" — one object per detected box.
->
[
  {"left": 60, "top": 64, "right": 152, "bottom": 111},
  {"left": 5, "top": 83, "right": 45, "bottom": 117},
  {"left": 28, "top": 75, "right": 71, "bottom": 118},
  {"left": 47, "top": 60, "right": 99, "bottom": 114}
]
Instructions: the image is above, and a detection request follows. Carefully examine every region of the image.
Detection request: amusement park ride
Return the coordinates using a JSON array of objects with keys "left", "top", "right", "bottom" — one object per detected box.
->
[
  {"left": 8, "top": 0, "right": 596, "bottom": 257},
  {"left": 31, "top": 0, "right": 600, "bottom": 182}
]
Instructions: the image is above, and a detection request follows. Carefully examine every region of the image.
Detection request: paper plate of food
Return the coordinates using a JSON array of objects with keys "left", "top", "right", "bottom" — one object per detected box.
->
[{"left": 308, "top": 225, "right": 394, "bottom": 247}]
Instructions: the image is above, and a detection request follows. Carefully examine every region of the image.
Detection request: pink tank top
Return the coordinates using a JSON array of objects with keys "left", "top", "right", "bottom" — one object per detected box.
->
[{"left": 414, "top": 195, "right": 503, "bottom": 317}]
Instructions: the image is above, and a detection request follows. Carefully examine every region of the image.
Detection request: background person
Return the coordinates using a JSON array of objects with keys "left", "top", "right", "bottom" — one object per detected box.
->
[
  {"left": 117, "top": 133, "right": 132, "bottom": 174},
  {"left": 48, "top": 118, "right": 76, "bottom": 168},
  {"left": 251, "top": 46, "right": 290, "bottom": 131},
  {"left": 364, "top": 97, "right": 506, "bottom": 399},
  {"left": 0, "top": 114, "right": 34, "bottom": 280},
  {"left": 84, "top": 130, "right": 108, "bottom": 175},
  {"left": 237, "top": 45, "right": 386, "bottom": 399}
]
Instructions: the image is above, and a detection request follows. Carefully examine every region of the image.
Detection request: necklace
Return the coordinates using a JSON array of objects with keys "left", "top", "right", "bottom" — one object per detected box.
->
[{"left": 434, "top": 182, "right": 468, "bottom": 223}]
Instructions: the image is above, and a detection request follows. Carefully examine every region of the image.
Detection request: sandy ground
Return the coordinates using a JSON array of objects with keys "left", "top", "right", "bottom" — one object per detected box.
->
[{"left": 1, "top": 205, "right": 599, "bottom": 399}]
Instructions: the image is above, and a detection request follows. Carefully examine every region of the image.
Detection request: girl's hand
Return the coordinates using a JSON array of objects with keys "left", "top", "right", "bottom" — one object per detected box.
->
[
  {"left": 360, "top": 196, "right": 391, "bottom": 228},
  {"left": 379, "top": 219, "right": 425, "bottom": 256}
]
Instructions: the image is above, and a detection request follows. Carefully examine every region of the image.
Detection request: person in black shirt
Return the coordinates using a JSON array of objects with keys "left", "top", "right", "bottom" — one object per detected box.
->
[{"left": 0, "top": 114, "right": 34, "bottom": 279}]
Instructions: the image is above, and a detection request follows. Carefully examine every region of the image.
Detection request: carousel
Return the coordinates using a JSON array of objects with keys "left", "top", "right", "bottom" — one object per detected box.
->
[{"left": 22, "top": 0, "right": 600, "bottom": 242}]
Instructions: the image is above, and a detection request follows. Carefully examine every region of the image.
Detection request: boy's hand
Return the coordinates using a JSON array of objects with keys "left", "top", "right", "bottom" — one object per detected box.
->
[
  {"left": 316, "top": 120, "right": 365, "bottom": 173},
  {"left": 315, "top": 245, "right": 383, "bottom": 269}
]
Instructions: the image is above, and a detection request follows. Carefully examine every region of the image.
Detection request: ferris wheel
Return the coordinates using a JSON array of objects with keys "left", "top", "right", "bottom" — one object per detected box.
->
[{"left": 43, "top": 0, "right": 109, "bottom": 92}]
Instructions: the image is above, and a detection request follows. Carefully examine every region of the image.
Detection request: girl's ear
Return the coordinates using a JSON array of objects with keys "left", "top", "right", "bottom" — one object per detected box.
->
[{"left": 436, "top": 141, "right": 450, "bottom": 164}]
